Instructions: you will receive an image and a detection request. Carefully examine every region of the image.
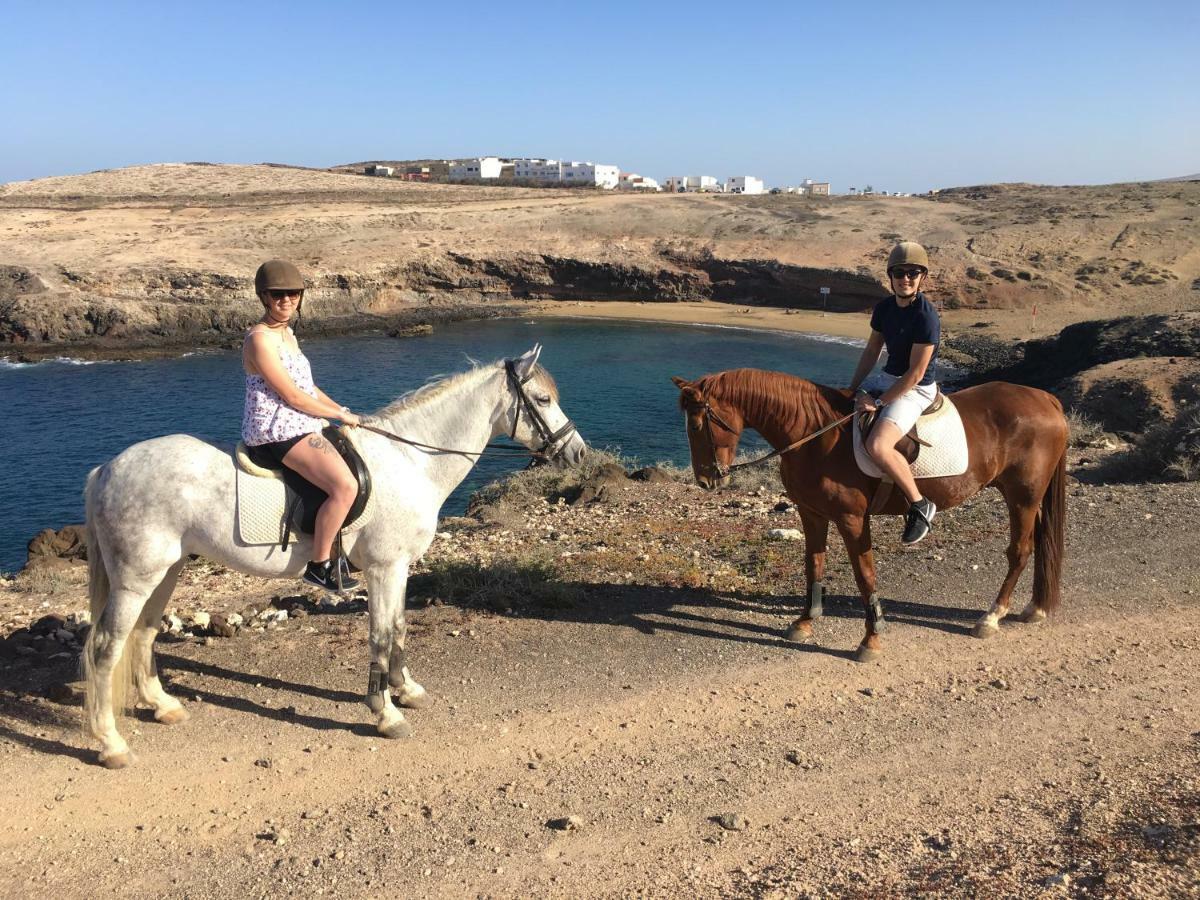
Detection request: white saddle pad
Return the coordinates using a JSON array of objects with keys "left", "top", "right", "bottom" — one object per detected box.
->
[
  {"left": 853, "top": 395, "right": 969, "bottom": 479},
  {"left": 235, "top": 431, "right": 377, "bottom": 546}
]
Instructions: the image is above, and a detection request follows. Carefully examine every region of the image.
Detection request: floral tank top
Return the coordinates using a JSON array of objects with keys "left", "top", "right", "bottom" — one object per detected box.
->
[{"left": 241, "top": 332, "right": 324, "bottom": 446}]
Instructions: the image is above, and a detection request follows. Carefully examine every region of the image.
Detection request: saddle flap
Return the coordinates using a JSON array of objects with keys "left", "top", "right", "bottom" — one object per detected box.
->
[
  {"left": 853, "top": 394, "right": 969, "bottom": 482},
  {"left": 234, "top": 427, "right": 375, "bottom": 546}
]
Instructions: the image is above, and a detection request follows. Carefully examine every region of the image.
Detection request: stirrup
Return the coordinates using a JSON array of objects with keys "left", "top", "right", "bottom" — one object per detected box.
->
[{"left": 304, "top": 560, "right": 359, "bottom": 593}]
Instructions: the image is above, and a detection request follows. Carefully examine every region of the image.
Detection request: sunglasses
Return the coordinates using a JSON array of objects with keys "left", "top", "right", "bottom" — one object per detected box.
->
[
  {"left": 889, "top": 268, "right": 926, "bottom": 280},
  {"left": 267, "top": 289, "right": 302, "bottom": 301}
]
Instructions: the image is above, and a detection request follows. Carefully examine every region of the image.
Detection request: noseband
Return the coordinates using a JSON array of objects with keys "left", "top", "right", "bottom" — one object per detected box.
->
[
  {"left": 698, "top": 402, "right": 739, "bottom": 479},
  {"left": 505, "top": 359, "right": 577, "bottom": 462}
]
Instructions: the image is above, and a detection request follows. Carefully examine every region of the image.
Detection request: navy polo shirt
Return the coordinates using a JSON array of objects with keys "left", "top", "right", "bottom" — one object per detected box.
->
[{"left": 869, "top": 292, "right": 940, "bottom": 386}]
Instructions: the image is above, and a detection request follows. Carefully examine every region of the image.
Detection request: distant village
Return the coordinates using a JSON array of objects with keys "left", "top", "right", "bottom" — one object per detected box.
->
[{"left": 359, "top": 157, "right": 837, "bottom": 196}]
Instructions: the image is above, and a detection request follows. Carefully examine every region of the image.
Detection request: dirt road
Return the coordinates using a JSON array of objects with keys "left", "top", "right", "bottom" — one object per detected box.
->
[{"left": 1, "top": 475, "right": 1198, "bottom": 898}]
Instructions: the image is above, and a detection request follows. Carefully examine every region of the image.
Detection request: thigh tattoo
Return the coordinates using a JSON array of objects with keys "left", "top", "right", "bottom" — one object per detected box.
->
[{"left": 307, "top": 435, "right": 333, "bottom": 454}]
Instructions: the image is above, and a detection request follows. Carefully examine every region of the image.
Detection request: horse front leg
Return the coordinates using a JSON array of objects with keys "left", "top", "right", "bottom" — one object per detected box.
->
[
  {"left": 836, "top": 515, "right": 886, "bottom": 662},
  {"left": 785, "top": 511, "right": 829, "bottom": 643},
  {"left": 387, "top": 573, "right": 432, "bottom": 710},
  {"left": 364, "top": 561, "right": 413, "bottom": 739}
]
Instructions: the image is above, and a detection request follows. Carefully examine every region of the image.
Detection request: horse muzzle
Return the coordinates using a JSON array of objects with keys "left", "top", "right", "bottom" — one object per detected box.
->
[
  {"left": 696, "top": 472, "right": 731, "bottom": 491},
  {"left": 558, "top": 433, "right": 588, "bottom": 467}
]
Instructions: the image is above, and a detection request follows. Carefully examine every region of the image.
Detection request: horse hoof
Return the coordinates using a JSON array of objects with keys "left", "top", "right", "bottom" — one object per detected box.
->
[
  {"left": 1019, "top": 607, "right": 1047, "bottom": 624},
  {"left": 855, "top": 645, "right": 882, "bottom": 664},
  {"left": 396, "top": 690, "right": 434, "bottom": 710},
  {"left": 100, "top": 751, "right": 134, "bottom": 770},
  {"left": 972, "top": 621, "right": 1000, "bottom": 640},
  {"left": 785, "top": 619, "right": 814, "bottom": 643},
  {"left": 156, "top": 707, "right": 190, "bottom": 725},
  {"left": 379, "top": 720, "right": 413, "bottom": 740}
]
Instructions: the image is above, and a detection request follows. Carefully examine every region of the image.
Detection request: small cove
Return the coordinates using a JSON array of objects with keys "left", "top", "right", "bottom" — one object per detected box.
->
[{"left": 0, "top": 317, "right": 863, "bottom": 572}]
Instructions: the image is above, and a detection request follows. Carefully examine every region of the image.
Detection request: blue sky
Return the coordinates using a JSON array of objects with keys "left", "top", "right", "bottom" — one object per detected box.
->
[{"left": 2, "top": 0, "right": 1197, "bottom": 192}]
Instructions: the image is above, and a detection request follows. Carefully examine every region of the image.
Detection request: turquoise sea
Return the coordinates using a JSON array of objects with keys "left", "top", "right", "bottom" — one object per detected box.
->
[{"left": 0, "top": 317, "right": 863, "bottom": 573}]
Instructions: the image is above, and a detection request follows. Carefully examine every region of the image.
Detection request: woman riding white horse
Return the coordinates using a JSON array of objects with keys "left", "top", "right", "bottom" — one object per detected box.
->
[
  {"left": 83, "top": 344, "right": 585, "bottom": 768},
  {"left": 242, "top": 259, "right": 362, "bottom": 591}
]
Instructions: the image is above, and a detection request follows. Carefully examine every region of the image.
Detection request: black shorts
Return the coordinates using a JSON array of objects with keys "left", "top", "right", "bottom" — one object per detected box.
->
[{"left": 246, "top": 434, "right": 307, "bottom": 469}]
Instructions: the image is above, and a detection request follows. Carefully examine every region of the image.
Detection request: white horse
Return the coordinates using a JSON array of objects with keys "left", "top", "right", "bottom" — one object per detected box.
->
[{"left": 83, "top": 346, "right": 586, "bottom": 768}]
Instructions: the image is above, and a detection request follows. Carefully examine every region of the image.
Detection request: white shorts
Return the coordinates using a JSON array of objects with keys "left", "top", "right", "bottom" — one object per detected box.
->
[{"left": 862, "top": 372, "right": 939, "bottom": 436}]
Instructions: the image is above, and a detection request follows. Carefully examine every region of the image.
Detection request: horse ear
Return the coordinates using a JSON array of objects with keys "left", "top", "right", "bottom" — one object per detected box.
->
[
  {"left": 671, "top": 377, "right": 703, "bottom": 406},
  {"left": 514, "top": 345, "right": 542, "bottom": 380}
]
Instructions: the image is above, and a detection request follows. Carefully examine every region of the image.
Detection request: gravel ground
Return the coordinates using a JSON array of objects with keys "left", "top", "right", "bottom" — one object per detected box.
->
[{"left": 1, "top": 464, "right": 1198, "bottom": 898}]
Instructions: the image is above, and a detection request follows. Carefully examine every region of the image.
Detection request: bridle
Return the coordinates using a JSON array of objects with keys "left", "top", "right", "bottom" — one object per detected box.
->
[
  {"left": 358, "top": 358, "right": 578, "bottom": 464},
  {"left": 693, "top": 398, "right": 854, "bottom": 480},
  {"left": 504, "top": 358, "right": 578, "bottom": 461}
]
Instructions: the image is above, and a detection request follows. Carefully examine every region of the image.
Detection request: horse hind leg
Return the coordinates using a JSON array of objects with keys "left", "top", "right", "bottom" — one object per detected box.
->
[
  {"left": 84, "top": 578, "right": 164, "bottom": 768},
  {"left": 132, "top": 561, "right": 189, "bottom": 725},
  {"left": 974, "top": 498, "right": 1038, "bottom": 639}
]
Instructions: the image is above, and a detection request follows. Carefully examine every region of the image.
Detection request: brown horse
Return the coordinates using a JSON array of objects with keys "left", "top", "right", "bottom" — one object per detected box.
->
[{"left": 671, "top": 369, "right": 1068, "bottom": 661}]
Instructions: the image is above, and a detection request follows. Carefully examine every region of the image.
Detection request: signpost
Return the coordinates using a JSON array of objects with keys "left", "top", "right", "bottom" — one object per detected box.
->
[{"left": 819, "top": 286, "right": 830, "bottom": 316}]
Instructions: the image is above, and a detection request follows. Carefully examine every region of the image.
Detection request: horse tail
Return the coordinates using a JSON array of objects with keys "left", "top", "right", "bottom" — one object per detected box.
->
[
  {"left": 82, "top": 465, "right": 134, "bottom": 731},
  {"left": 1033, "top": 448, "right": 1067, "bottom": 613}
]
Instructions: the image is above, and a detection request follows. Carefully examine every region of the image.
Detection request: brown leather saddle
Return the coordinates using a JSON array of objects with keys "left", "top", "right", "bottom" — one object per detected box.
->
[{"left": 856, "top": 391, "right": 945, "bottom": 514}]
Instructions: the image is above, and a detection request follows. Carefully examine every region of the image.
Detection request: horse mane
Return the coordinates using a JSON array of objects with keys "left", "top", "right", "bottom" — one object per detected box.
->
[
  {"left": 372, "top": 360, "right": 558, "bottom": 420},
  {"left": 696, "top": 368, "right": 849, "bottom": 430}
]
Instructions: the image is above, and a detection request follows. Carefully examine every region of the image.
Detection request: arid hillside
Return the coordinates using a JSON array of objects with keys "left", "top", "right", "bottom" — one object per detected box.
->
[{"left": 2, "top": 164, "right": 1197, "bottom": 351}]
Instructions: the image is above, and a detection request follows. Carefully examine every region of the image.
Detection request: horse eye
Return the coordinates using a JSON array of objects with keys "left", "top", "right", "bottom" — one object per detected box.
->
[{"left": 536, "top": 394, "right": 551, "bottom": 405}]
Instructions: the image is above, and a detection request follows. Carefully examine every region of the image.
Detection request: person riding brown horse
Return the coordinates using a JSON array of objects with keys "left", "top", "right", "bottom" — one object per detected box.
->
[
  {"left": 848, "top": 241, "right": 941, "bottom": 544},
  {"left": 671, "top": 367, "right": 1068, "bottom": 662}
]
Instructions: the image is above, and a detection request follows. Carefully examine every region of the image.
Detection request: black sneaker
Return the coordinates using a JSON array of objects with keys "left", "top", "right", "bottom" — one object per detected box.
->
[
  {"left": 338, "top": 556, "right": 362, "bottom": 581},
  {"left": 901, "top": 497, "right": 937, "bottom": 545},
  {"left": 304, "top": 560, "right": 360, "bottom": 593}
]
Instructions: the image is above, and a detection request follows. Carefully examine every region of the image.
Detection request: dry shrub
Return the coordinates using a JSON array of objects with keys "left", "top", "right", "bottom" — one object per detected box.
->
[
  {"left": 1066, "top": 409, "right": 1109, "bottom": 448},
  {"left": 470, "top": 446, "right": 629, "bottom": 509},
  {"left": 413, "top": 555, "right": 581, "bottom": 612},
  {"left": 1094, "top": 407, "right": 1200, "bottom": 482},
  {"left": 728, "top": 450, "right": 785, "bottom": 493},
  {"left": 1155, "top": 407, "right": 1200, "bottom": 481},
  {"left": 471, "top": 448, "right": 690, "bottom": 511},
  {"left": 12, "top": 561, "right": 87, "bottom": 597}
]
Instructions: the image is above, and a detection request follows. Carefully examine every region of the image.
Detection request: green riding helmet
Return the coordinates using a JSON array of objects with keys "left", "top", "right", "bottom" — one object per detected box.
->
[
  {"left": 254, "top": 259, "right": 305, "bottom": 295},
  {"left": 887, "top": 241, "right": 929, "bottom": 273}
]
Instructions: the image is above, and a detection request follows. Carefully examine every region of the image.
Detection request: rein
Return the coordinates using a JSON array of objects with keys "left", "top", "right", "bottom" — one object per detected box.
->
[
  {"left": 703, "top": 402, "right": 854, "bottom": 477},
  {"left": 356, "top": 358, "right": 577, "bottom": 464}
]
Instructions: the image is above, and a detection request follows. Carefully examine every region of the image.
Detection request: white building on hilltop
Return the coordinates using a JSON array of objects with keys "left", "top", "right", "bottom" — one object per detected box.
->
[
  {"left": 727, "top": 175, "right": 764, "bottom": 195},
  {"left": 795, "top": 178, "right": 830, "bottom": 196},
  {"left": 450, "top": 157, "right": 502, "bottom": 180},
  {"left": 514, "top": 158, "right": 562, "bottom": 181},
  {"left": 618, "top": 173, "right": 661, "bottom": 191},
  {"left": 561, "top": 161, "right": 620, "bottom": 189},
  {"left": 665, "top": 175, "right": 721, "bottom": 193},
  {"left": 513, "top": 158, "right": 620, "bottom": 188}
]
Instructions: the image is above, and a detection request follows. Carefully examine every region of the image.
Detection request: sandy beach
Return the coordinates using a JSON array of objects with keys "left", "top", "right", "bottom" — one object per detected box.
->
[{"left": 526, "top": 299, "right": 871, "bottom": 342}]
